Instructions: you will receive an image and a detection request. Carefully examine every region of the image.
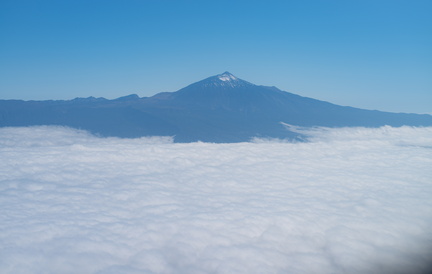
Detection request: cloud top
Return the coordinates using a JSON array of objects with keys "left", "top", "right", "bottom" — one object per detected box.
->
[{"left": 1, "top": 126, "right": 431, "bottom": 273}]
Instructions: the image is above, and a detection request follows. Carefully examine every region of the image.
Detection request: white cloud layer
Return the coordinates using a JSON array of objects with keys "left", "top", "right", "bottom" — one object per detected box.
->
[{"left": 1, "top": 126, "right": 432, "bottom": 274}]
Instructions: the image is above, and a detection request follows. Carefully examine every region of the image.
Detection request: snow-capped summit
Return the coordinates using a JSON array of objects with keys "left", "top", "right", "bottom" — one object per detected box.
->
[
  {"left": 189, "top": 71, "right": 254, "bottom": 89},
  {"left": 217, "top": 71, "right": 238, "bottom": 82},
  {"left": 151, "top": 72, "right": 259, "bottom": 103}
]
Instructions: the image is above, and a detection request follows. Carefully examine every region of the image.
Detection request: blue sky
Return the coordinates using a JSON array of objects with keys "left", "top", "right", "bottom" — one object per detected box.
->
[{"left": 1, "top": 0, "right": 431, "bottom": 113}]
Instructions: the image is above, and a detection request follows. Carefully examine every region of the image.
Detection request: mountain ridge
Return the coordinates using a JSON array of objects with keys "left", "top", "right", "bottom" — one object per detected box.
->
[{"left": 1, "top": 72, "right": 431, "bottom": 142}]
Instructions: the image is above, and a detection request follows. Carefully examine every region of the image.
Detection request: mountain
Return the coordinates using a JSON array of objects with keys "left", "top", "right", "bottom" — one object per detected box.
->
[{"left": 1, "top": 72, "right": 431, "bottom": 142}]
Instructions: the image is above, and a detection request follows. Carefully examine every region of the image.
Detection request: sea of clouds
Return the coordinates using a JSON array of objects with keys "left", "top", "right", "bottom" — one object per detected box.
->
[{"left": 1, "top": 125, "right": 431, "bottom": 274}]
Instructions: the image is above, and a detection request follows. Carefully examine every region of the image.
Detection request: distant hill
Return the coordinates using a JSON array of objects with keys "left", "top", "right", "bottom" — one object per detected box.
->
[{"left": 1, "top": 72, "right": 431, "bottom": 142}]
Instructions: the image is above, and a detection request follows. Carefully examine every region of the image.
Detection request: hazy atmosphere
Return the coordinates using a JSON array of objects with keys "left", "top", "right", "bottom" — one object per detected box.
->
[
  {"left": 1, "top": 1, "right": 432, "bottom": 273},
  {"left": 1, "top": 0, "right": 431, "bottom": 113}
]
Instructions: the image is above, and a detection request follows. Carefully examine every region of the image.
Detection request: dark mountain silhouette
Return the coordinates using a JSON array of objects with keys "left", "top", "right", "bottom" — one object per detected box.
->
[{"left": 1, "top": 72, "right": 431, "bottom": 142}]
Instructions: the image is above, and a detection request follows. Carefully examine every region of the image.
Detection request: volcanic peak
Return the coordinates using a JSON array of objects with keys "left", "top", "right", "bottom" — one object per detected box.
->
[
  {"left": 217, "top": 71, "right": 238, "bottom": 82},
  {"left": 194, "top": 71, "right": 254, "bottom": 89}
]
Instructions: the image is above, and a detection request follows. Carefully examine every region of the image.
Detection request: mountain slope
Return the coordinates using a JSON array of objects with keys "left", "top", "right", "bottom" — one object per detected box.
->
[{"left": 1, "top": 72, "right": 431, "bottom": 142}]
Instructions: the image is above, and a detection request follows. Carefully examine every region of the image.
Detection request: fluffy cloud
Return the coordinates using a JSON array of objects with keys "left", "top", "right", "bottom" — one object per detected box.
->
[{"left": 1, "top": 126, "right": 431, "bottom": 274}]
